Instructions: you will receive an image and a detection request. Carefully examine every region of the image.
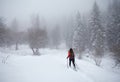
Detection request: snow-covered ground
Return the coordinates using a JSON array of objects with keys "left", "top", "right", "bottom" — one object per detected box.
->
[{"left": 0, "top": 45, "right": 120, "bottom": 82}]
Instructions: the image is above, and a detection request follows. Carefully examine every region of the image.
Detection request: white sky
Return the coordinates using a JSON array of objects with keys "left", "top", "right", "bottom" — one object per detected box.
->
[{"left": 0, "top": 0, "right": 109, "bottom": 28}]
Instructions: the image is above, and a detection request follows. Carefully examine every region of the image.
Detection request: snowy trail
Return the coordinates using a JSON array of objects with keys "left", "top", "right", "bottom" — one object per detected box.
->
[
  {"left": 0, "top": 48, "right": 120, "bottom": 82},
  {"left": 1, "top": 55, "right": 93, "bottom": 82}
]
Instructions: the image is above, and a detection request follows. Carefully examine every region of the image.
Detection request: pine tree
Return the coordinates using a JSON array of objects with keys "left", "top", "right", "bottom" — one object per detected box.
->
[
  {"left": 107, "top": 0, "right": 120, "bottom": 66},
  {"left": 89, "top": 2, "right": 105, "bottom": 66},
  {"left": 73, "top": 12, "right": 86, "bottom": 57}
]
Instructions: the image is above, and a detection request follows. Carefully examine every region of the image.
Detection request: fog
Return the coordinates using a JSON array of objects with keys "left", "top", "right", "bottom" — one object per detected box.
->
[
  {"left": 1, "top": 0, "right": 120, "bottom": 77},
  {"left": 0, "top": 0, "right": 109, "bottom": 29}
]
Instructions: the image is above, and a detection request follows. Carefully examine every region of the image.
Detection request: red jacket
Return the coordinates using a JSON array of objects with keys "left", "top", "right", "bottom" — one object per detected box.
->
[
  {"left": 67, "top": 51, "right": 71, "bottom": 58},
  {"left": 67, "top": 51, "right": 74, "bottom": 59}
]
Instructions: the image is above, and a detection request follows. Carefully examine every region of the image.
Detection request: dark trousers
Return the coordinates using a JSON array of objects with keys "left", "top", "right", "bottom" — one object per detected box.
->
[{"left": 69, "top": 58, "right": 76, "bottom": 68}]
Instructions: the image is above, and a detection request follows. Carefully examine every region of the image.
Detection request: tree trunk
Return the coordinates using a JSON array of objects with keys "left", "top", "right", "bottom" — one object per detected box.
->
[{"left": 32, "top": 48, "right": 35, "bottom": 55}]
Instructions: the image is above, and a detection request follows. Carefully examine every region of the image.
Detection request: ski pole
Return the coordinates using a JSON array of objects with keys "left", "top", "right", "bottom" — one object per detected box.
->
[{"left": 67, "top": 58, "right": 69, "bottom": 68}]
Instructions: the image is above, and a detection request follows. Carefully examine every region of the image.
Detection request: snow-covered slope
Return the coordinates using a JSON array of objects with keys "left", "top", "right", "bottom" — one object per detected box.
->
[{"left": 0, "top": 45, "right": 120, "bottom": 82}]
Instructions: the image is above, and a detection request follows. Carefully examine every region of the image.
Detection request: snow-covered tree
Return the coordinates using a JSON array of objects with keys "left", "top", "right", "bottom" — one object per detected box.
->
[
  {"left": 89, "top": 2, "right": 105, "bottom": 66},
  {"left": 0, "top": 18, "right": 6, "bottom": 47},
  {"left": 28, "top": 15, "right": 48, "bottom": 55},
  {"left": 0, "top": 18, "right": 13, "bottom": 48},
  {"left": 73, "top": 12, "right": 87, "bottom": 58},
  {"left": 107, "top": 0, "right": 120, "bottom": 66}
]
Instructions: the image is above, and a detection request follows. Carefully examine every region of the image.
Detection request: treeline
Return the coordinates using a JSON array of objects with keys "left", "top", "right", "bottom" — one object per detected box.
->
[
  {"left": 0, "top": 12, "right": 64, "bottom": 55},
  {"left": 70, "top": 0, "right": 120, "bottom": 66}
]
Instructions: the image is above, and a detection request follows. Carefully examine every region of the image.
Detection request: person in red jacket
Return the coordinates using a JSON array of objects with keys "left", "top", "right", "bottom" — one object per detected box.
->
[{"left": 67, "top": 48, "right": 76, "bottom": 68}]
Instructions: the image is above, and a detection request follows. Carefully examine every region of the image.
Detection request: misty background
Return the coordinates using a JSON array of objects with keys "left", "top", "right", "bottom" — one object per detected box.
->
[
  {"left": 0, "top": 0, "right": 109, "bottom": 27},
  {"left": 0, "top": 0, "right": 120, "bottom": 67}
]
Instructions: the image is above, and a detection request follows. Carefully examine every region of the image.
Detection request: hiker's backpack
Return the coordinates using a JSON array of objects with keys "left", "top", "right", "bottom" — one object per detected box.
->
[{"left": 69, "top": 51, "right": 74, "bottom": 59}]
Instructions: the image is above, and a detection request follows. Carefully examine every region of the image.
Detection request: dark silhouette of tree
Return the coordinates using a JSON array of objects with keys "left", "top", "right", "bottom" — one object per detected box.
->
[
  {"left": 107, "top": 0, "right": 120, "bottom": 66},
  {"left": 28, "top": 15, "right": 48, "bottom": 55}
]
